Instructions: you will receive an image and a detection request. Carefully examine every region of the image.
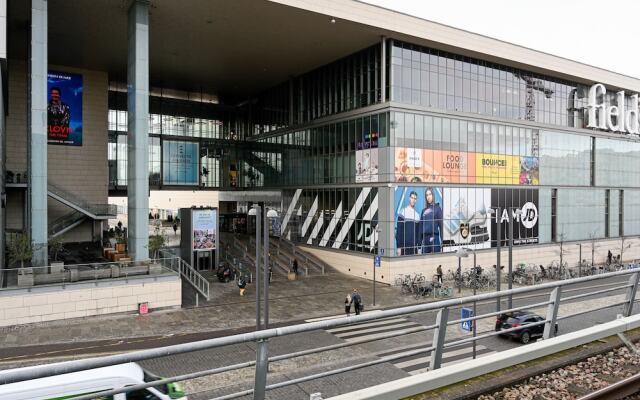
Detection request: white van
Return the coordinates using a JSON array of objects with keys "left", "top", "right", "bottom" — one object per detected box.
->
[{"left": 0, "top": 362, "right": 187, "bottom": 400}]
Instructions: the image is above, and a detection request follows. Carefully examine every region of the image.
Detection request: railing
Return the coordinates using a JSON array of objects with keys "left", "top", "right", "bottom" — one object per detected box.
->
[
  {"left": 0, "top": 259, "right": 177, "bottom": 290},
  {"left": 281, "top": 237, "right": 326, "bottom": 274},
  {"left": 47, "top": 180, "right": 117, "bottom": 218},
  {"left": 49, "top": 210, "right": 85, "bottom": 237},
  {"left": 1, "top": 269, "right": 638, "bottom": 400},
  {"left": 159, "top": 250, "right": 210, "bottom": 300}
]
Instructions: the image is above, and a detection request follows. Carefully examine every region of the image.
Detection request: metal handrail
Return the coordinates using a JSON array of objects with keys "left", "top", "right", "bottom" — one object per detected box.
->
[
  {"left": 48, "top": 210, "right": 85, "bottom": 236},
  {"left": 158, "top": 250, "right": 210, "bottom": 300},
  {"left": 1, "top": 268, "right": 638, "bottom": 399}
]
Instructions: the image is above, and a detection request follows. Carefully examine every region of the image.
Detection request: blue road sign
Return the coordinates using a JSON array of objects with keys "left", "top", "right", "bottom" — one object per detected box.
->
[
  {"left": 461, "top": 307, "right": 474, "bottom": 332},
  {"left": 374, "top": 255, "right": 381, "bottom": 268}
]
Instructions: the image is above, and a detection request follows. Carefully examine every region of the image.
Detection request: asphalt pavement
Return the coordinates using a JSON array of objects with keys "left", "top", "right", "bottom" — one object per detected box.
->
[{"left": 0, "top": 273, "right": 636, "bottom": 400}]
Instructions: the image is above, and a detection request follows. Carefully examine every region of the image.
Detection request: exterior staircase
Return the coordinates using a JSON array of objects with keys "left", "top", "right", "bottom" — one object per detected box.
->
[{"left": 47, "top": 181, "right": 117, "bottom": 237}]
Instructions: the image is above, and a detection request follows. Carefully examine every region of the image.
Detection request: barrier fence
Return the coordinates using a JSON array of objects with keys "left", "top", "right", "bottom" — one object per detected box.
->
[{"left": 0, "top": 268, "right": 638, "bottom": 400}]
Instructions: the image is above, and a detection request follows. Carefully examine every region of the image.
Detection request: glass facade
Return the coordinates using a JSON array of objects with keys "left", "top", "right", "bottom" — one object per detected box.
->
[
  {"left": 389, "top": 40, "right": 638, "bottom": 133},
  {"left": 106, "top": 37, "right": 640, "bottom": 258}
]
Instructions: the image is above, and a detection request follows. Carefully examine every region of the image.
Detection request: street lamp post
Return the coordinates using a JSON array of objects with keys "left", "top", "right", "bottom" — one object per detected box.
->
[
  {"left": 507, "top": 207, "right": 523, "bottom": 310},
  {"left": 456, "top": 247, "right": 477, "bottom": 360},
  {"left": 249, "top": 205, "right": 262, "bottom": 330},
  {"left": 374, "top": 225, "right": 382, "bottom": 306},
  {"left": 488, "top": 207, "right": 501, "bottom": 312}
]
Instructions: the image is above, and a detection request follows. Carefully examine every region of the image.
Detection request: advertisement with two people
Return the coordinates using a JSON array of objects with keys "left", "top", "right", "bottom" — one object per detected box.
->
[
  {"left": 395, "top": 148, "right": 539, "bottom": 186},
  {"left": 395, "top": 186, "right": 538, "bottom": 256}
]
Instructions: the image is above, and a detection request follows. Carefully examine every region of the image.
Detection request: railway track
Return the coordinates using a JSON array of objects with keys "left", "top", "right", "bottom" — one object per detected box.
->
[{"left": 577, "top": 371, "right": 640, "bottom": 400}]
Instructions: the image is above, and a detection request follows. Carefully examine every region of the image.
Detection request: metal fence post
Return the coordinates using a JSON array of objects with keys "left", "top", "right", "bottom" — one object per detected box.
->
[
  {"left": 623, "top": 272, "right": 639, "bottom": 317},
  {"left": 429, "top": 307, "right": 449, "bottom": 370},
  {"left": 253, "top": 339, "right": 269, "bottom": 400},
  {"left": 543, "top": 287, "right": 562, "bottom": 339}
]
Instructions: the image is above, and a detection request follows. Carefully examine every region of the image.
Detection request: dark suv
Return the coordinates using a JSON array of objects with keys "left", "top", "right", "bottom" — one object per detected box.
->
[{"left": 495, "top": 311, "right": 558, "bottom": 344}]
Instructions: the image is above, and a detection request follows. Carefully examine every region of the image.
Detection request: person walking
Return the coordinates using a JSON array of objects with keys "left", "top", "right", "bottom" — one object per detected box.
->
[
  {"left": 237, "top": 275, "right": 247, "bottom": 296},
  {"left": 292, "top": 259, "right": 299, "bottom": 276},
  {"left": 352, "top": 289, "right": 362, "bottom": 315},
  {"left": 436, "top": 264, "right": 443, "bottom": 284},
  {"left": 344, "top": 292, "right": 352, "bottom": 316},
  {"left": 607, "top": 250, "right": 613, "bottom": 265},
  {"left": 173, "top": 223, "right": 178, "bottom": 235}
]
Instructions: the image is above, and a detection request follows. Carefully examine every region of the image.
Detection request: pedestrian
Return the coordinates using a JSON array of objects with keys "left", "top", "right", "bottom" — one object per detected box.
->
[
  {"left": 268, "top": 264, "right": 273, "bottom": 284},
  {"left": 344, "top": 292, "right": 352, "bottom": 316},
  {"left": 436, "top": 264, "right": 443, "bottom": 284},
  {"left": 293, "top": 259, "right": 299, "bottom": 276},
  {"left": 238, "top": 275, "right": 247, "bottom": 296},
  {"left": 607, "top": 250, "right": 613, "bottom": 265},
  {"left": 352, "top": 289, "right": 362, "bottom": 315},
  {"left": 173, "top": 223, "right": 178, "bottom": 235}
]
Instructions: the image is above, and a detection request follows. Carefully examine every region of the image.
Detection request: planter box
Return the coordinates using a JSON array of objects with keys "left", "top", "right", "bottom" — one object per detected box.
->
[
  {"left": 287, "top": 272, "right": 297, "bottom": 281},
  {"left": 50, "top": 262, "right": 65, "bottom": 274}
]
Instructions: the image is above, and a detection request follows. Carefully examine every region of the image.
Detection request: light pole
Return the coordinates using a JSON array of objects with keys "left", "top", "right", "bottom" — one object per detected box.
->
[
  {"left": 373, "top": 225, "right": 382, "bottom": 307},
  {"left": 456, "top": 247, "right": 477, "bottom": 360},
  {"left": 578, "top": 243, "right": 582, "bottom": 277},
  {"left": 507, "top": 207, "right": 523, "bottom": 310},
  {"left": 264, "top": 208, "right": 278, "bottom": 329},
  {"left": 248, "top": 205, "right": 262, "bottom": 330},
  {"left": 488, "top": 207, "right": 501, "bottom": 311}
]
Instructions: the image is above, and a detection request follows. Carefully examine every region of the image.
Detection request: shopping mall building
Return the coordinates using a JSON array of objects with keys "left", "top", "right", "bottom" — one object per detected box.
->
[{"left": 2, "top": 0, "right": 640, "bottom": 282}]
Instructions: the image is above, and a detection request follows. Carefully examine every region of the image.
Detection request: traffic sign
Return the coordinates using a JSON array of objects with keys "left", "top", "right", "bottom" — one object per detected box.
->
[
  {"left": 461, "top": 307, "right": 473, "bottom": 332},
  {"left": 373, "top": 255, "right": 381, "bottom": 268}
]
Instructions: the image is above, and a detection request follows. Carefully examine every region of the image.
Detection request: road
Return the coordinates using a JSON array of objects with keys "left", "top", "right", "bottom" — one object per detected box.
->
[{"left": 0, "top": 275, "right": 636, "bottom": 400}]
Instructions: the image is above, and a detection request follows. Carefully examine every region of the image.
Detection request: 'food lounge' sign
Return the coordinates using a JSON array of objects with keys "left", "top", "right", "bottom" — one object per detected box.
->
[{"left": 587, "top": 83, "right": 639, "bottom": 134}]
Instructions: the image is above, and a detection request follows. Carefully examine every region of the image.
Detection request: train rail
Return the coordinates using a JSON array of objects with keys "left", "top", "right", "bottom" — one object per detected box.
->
[{"left": 577, "top": 371, "right": 640, "bottom": 400}]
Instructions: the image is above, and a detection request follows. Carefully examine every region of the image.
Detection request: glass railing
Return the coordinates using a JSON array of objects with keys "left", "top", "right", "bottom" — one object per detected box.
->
[
  {"left": 49, "top": 211, "right": 85, "bottom": 236},
  {"left": 48, "top": 181, "right": 117, "bottom": 217}
]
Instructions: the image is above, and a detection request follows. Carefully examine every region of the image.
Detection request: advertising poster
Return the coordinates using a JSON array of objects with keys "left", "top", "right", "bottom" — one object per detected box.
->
[
  {"left": 490, "top": 189, "right": 539, "bottom": 246},
  {"left": 47, "top": 71, "right": 83, "bottom": 146},
  {"left": 395, "top": 147, "right": 423, "bottom": 183},
  {"left": 442, "top": 188, "right": 492, "bottom": 251},
  {"left": 192, "top": 208, "right": 217, "bottom": 251},
  {"left": 394, "top": 186, "right": 540, "bottom": 256},
  {"left": 395, "top": 148, "right": 538, "bottom": 186},
  {"left": 423, "top": 150, "right": 476, "bottom": 183},
  {"left": 355, "top": 148, "right": 379, "bottom": 183},
  {"left": 475, "top": 154, "right": 521, "bottom": 185},
  {"left": 394, "top": 186, "right": 444, "bottom": 255},
  {"left": 163, "top": 141, "right": 199, "bottom": 185},
  {"left": 519, "top": 156, "right": 540, "bottom": 185}
]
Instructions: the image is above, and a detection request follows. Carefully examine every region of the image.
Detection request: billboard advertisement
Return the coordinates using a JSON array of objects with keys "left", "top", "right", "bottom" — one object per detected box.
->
[
  {"left": 192, "top": 208, "right": 217, "bottom": 251},
  {"left": 394, "top": 186, "right": 539, "bottom": 255},
  {"left": 395, "top": 148, "right": 538, "bottom": 185},
  {"left": 163, "top": 141, "right": 199, "bottom": 185},
  {"left": 394, "top": 186, "right": 443, "bottom": 255},
  {"left": 47, "top": 71, "right": 83, "bottom": 146},
  {"left": 442, "top": 187, "right": 492, "bottom": 251},
  {"left": 355, "top": 148, "right": 379, "bottom": 183},
  {"left": 491, "top": 188, "right": 539, "bottom": 246}
]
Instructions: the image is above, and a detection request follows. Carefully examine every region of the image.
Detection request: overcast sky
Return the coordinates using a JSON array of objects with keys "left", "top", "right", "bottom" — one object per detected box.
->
[{"left": 361, "top": 0, "right": 640, "bottom": 79}]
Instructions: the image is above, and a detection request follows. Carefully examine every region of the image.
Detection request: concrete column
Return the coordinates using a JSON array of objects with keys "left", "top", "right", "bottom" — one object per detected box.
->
[
  {"left": 29, "top": 0, "right": 48, "bottom": 266},
  {"left": 0, "top": 66, "right": 5, "bottom": 278},
  {"left": 127, "top": 0, "right": 149, "bottom": 261}
]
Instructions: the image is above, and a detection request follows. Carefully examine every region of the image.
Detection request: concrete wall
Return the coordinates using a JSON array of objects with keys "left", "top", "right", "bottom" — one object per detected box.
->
[
  {"left": 303, "top": 237, "right": 640, "bottom": 285},
  {"left": 0, "top": 275, "right": 181, "bottom": 327},
  {"left": 5, "top": 61, "right": 108, "bottom": 242}
]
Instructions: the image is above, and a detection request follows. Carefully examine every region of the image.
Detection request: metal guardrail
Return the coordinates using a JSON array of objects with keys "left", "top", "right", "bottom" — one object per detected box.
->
[
  {"left": 159, "top": 250, "right": 210, "bottom": 300},
  {"left": 0, "top": 269, "right": 638, "bottom": 400}
]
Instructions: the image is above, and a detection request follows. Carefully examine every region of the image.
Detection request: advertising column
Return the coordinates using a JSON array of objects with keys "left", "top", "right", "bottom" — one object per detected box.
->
[{"left": 191, "top": 208, "right": 218, "bottom": 270}]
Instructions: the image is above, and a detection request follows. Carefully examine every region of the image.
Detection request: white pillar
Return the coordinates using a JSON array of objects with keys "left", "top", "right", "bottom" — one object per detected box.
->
[
  {"left": 127, "top": 0, "right": 149, "bottom": 261},
  {"left": 30, "top": 0, "right": 48, "bottom": 266}
]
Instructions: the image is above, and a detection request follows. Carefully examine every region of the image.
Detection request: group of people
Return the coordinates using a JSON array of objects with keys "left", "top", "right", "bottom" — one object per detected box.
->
[{"left": 344, "top": 289, "right": 363, "bottom": 316}]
